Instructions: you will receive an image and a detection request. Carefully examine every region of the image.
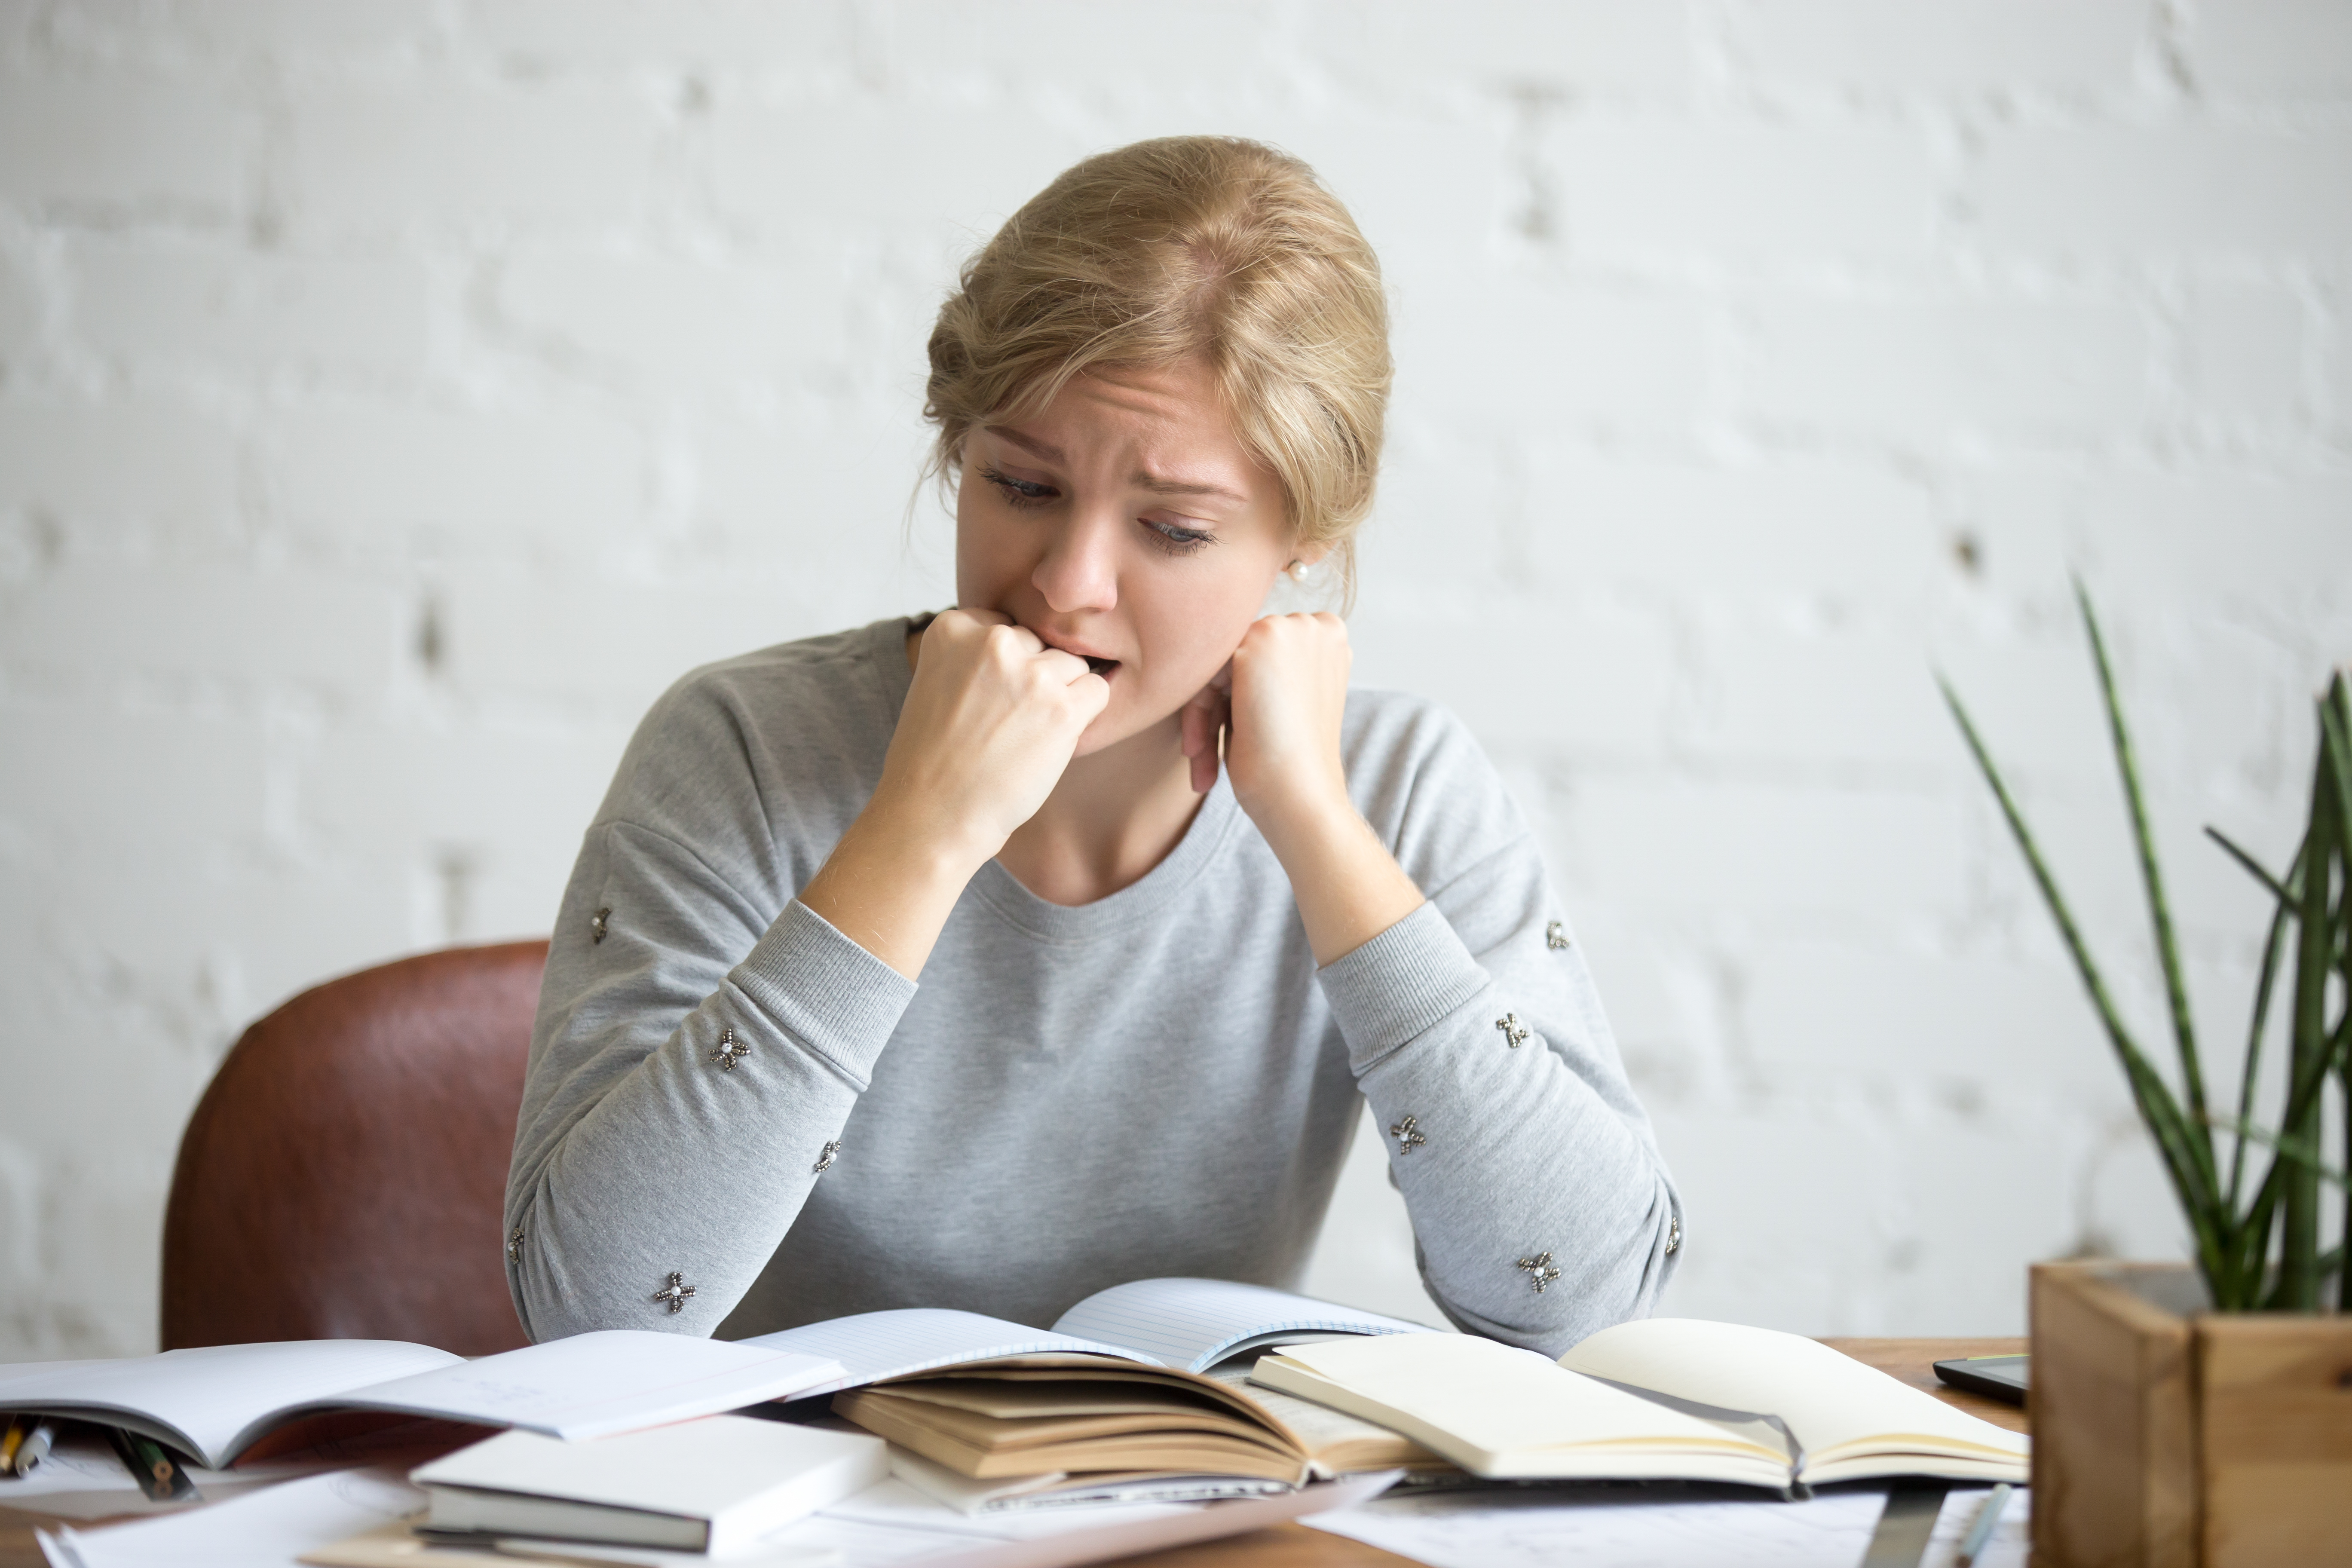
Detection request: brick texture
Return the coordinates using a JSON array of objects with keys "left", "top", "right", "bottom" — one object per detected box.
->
[{"left": 1, "top": 1, "right": 2346, "bottom": 1357}]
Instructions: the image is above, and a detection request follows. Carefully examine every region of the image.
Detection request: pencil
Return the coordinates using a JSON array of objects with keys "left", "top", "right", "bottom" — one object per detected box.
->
[{"left": 1955, "top": 1482, "right": 2013, "bottom": 1568}]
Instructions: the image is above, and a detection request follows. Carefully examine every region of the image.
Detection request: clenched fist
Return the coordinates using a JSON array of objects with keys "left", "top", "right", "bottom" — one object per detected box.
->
[
  {"left": 1181, "top": 612, "right": 1354, "bottom": 832},
  {"left": 880, "top": 609, "right": 1112, "bottom": 866},
  {"left": 1179, "top": 612, "right": 1424, "bottom": 965}
]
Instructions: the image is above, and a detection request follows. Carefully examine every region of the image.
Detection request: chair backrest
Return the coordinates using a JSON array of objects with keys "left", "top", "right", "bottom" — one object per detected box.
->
[{"left": 161, "top": 940, "right": 549, "bottom": 1354}]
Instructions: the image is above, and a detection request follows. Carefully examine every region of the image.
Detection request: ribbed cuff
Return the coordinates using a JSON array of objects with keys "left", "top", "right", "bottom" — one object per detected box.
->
[
  {"left": 730, "top": 899, "right": 919, "bottom": 1086},
  {"left": 1317, "top": 900, "right": 1490, "bottom": 1073}
]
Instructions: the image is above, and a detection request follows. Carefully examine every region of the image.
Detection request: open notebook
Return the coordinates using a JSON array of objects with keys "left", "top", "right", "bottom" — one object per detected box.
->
[
  {"left": 743, "top": 1276, "right": 1433, "bottom": 1388},
  {"left": 0, "top": 1332, "right": 842, "bottom": 1470},
  {"left": 748, "top": 1278, "right": 1446, "bottom": 1491},
  {"left": 1250, "top": 1317, "right": 2030, "bottom": 1491}
]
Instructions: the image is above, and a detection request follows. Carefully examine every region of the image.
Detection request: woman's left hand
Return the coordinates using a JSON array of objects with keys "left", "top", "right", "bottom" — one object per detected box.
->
[
  {"left": 1182, "top": 614, "right": 1426, "bottom": 963},
  {"left": 1181, "top": 612, "right": 1354, "bottom": 831}
]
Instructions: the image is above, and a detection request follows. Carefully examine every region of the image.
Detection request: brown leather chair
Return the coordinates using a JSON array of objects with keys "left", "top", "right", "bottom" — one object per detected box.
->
[{"left": 161, "top": 940, "right": 548, "bottom": 1354}]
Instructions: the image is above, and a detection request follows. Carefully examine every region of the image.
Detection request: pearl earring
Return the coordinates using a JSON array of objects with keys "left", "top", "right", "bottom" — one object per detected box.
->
[{"left": 1288, "top": 559, "right": 1314, "bottom": 583}]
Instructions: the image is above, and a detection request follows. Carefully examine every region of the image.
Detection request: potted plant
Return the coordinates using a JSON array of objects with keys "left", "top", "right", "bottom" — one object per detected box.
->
[{"left": 1942, "top": 585, "right": 2352, "bottom": 1566}]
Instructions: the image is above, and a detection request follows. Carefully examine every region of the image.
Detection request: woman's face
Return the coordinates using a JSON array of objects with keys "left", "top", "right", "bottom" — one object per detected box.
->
[{"left": 956, "top": 358, "right": 1301, "bottom": 757}]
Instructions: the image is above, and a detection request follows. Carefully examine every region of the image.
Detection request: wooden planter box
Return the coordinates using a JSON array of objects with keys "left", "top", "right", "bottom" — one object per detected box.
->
[{"left": 2031, "top": 1260, "right": 2352, "bottom": 1566}]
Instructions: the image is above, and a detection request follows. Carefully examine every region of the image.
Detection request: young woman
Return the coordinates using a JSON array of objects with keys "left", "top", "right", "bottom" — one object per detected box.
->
[{"left": 505, "top": 137, "right": 1680, "bottom": 1358}]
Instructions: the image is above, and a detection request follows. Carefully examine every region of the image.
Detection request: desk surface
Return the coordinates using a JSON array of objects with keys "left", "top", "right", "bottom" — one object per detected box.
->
[{"left": 0, "top": 1337, "right": 2027, "bottom": 1568}]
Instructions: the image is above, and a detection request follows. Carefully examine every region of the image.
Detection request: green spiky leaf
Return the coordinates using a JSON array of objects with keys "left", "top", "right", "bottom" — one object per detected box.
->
[
  {"left": 2076, "top": 579, "right": 2215, "bottom": 1189},
  {"left": 1939, "top": 674, "right": 2224, "bottom": 1280}
]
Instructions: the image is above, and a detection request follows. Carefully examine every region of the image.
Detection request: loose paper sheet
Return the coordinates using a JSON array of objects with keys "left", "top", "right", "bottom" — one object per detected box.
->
[
  {"left": 1305, "top": 1481, "right": 2031, "bottom": 1568},
  {"left": 51, "top": 1466, "right": 1391, "bottom": 1568},
  {"left": 42, "top": 1467, "right": 424, "bottom": 1568}
]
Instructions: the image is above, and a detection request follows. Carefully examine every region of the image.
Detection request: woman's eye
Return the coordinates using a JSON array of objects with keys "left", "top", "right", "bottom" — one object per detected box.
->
[
  {"left": 1143, "top": 518, "right": 1215, "bottom": 556},
  {"left": 981, "top": 468, "right": 1056, "bottom": 508}
]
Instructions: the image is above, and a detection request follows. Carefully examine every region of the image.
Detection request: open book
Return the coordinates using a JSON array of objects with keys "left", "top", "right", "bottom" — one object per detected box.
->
[
  {"left": 1250, "top": 1317, "right": 2030, "bottom": 1491},
  {"left": 743, "top": 1276, "right": 1432, "bottom": 1386},
  {"left": 745, "top": 1277, "right": 1446, "bottom": 1491},
  {"left": 0, "top": 1332, "right": 842, "bottom": 1471}
]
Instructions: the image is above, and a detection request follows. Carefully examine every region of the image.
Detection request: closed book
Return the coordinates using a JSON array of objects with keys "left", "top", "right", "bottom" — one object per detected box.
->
[{"left": 411, "top": 1415, "right": 888, "bottom": 1554}]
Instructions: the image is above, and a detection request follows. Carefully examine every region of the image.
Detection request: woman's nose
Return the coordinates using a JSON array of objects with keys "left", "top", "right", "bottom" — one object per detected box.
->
[{"left": 1032, "top": 512, "right": 1120, "bottom": 614}]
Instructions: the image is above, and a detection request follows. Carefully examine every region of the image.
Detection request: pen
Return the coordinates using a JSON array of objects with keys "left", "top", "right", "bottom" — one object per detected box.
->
[
  {"left": 9, "top": 1421, "right": 53, "bottom": 1477},
  {"left": 1955, "top": 1482, "right": 2013, "bottom": 1568},
  {"left": 2, "top": 1416, "right": 57, "bottom": 1479}
]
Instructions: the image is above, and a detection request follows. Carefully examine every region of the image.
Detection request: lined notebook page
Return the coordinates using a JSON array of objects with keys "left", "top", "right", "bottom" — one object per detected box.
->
[
  {"left": 317, "top": 1330, "right": 845, "bottom": 1442},
  {"left": 1050, "top": 1280, "right": 1435, "bottom": 1374},
  {"left": 741, "top": 1309, "right": 1155, "bottom": 1391}
]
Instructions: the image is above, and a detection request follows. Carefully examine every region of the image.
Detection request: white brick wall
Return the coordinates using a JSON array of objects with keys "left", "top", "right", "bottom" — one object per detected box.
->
[{"left": 2, "top": 0, "right": 2346, "bottom": 1358}]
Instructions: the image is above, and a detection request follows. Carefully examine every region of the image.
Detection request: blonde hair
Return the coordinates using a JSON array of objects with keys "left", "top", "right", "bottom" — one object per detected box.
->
[{"left": 924, "top": 136, "right": 1391, "bottom": 601}]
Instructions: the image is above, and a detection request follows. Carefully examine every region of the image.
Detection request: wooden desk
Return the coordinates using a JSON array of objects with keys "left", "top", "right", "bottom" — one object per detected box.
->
[
  {"left": 1817, "top": 1337, "right": 2027, "bottom": 1435},
  {"left": 0, "top": 1338, "right": 2027, "bottom": 1568}
]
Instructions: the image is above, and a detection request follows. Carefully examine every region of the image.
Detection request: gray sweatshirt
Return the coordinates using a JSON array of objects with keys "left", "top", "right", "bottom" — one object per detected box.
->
[{"left": 505, "top": 616, "right": 1681, "bottom": 1357}]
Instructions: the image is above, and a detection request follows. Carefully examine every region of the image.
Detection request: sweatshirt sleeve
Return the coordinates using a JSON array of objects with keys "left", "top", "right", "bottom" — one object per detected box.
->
[
  {"left": 1319, "top": 702, "right": 1681, "bottom": 1357},
  {"left": 502, "top": 817, "right": 916, "bottom": 1341}
]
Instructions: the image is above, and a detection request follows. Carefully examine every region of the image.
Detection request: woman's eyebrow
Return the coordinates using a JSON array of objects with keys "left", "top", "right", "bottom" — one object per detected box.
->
[
  {"left": 987, "top": 425, "right": 1247, "bottom": 506},
  {"left": 985, "top": 426, "right": 1064, "bottom": 462},
  {"left": 1134, "top": 472, "right": 1248, "bottom": 505}
]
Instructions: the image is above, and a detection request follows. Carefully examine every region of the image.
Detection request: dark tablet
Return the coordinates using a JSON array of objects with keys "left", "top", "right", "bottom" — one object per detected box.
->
[{"left": 1933, "top": 1354, "right": 2027, "bottom": 1405}]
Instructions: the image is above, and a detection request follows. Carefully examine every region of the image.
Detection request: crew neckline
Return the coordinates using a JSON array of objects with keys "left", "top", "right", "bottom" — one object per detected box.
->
[{"left": 860, "top": 613, "right": 1248, "bottom": 943}]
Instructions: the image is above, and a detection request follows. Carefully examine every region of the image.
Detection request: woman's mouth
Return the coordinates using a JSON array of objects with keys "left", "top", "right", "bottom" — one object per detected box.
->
[{"left": 1025, "top": 623, "right": 1120, "bottom": 678}]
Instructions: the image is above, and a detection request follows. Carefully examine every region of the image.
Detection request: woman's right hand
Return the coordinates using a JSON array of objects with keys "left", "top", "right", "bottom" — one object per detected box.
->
[
  {"left": 875, "top": 609, "right": 1111, "bottom": 868},
  {"left": 798, "top": 610, "right": 1107, "bottom": 977}
]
